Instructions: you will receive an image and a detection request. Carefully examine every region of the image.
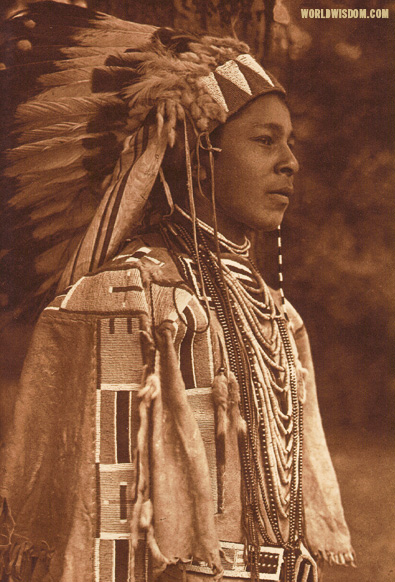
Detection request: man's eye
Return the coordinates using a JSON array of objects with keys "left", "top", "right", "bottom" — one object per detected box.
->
[
  {"left": 288, "top": 140, "right": 296, "bottom": 151},
  {"left": 256, "top": 136, "right": 273, "bottom": 146}
]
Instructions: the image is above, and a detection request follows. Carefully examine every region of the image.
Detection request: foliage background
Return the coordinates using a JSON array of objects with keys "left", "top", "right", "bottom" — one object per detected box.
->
[{"left": 0, "top": 1, "right": 394, "bottom": 580}]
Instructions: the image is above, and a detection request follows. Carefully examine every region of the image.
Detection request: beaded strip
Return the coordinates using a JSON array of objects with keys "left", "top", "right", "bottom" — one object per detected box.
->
[{"left": 277, "top": 226, "right": 287, "bottom": 318}]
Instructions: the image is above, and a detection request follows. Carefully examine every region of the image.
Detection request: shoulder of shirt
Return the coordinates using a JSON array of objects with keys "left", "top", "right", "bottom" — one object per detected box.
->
[
  {"left": 41, "top": 233, "right": 185, "bottom": 317},
  {"left": 284, "top": 298, "right": 305, "bottom": 335}
]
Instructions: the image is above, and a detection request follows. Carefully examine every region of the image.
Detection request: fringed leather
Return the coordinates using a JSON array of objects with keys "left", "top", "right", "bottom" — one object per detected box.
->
[
  {"left": 317, "top": 549, "right": 356, "bottom": 568},
  {"left": 0, "top": 497, "right": 53, "bottom": 582}
]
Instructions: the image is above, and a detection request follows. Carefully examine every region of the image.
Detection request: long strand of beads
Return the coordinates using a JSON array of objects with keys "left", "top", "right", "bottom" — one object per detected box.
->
[
  {"left": 167, "top": 224, "right": 288, "bottom": 541},
  {"left": 277, "top": 317, "right": 303, "bottom": 581},
  {"left": 161, "top": 220, "right": 304, "bottom": 579},
  {"left": 221, "top": 271, "right": 280, "bottom": 355},
  {"left": 197, "top": 238, "right": 288, "bottom": 543},
  {"left": 183, "top": 226, "right": 285, "bottom": 542}
]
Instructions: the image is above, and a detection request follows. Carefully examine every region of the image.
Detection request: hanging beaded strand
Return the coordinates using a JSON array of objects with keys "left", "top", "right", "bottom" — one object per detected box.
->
[
  {"left": 277, "top": 225, "right": 287, "bottom": 319},
  {"left": 163, "top": 219, "right": 302, "bottom": 551},
  {"left": 161, "top": 212, "right": 306, "bottom": 581}
]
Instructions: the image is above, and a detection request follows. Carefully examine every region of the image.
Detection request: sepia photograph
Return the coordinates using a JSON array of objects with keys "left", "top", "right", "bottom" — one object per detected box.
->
[{"left": 0, "top": 1, "right": 393, "bottom": 581}]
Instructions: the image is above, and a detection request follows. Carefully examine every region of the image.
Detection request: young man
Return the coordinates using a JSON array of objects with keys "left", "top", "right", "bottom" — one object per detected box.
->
[{"left": 0, "top": 3, "right": 354, "bottom": 581}]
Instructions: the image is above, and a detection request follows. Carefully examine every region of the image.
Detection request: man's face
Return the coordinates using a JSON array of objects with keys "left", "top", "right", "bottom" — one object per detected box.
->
[{"left": 213, "top": 94, "right": 299, "bottom": 232}]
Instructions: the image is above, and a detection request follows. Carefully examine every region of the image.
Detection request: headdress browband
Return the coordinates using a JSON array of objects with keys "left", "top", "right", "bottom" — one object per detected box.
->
[{"left": 200, "top": 53, "right": 284, "bottom": 119}]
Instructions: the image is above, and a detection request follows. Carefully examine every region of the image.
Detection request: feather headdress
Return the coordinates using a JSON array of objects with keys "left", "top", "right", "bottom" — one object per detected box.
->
[{"left": 0, "top": 1, "right": 285, "bottom": 318}]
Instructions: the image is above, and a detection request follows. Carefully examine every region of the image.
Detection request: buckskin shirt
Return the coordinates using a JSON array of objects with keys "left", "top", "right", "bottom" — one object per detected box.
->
[{"left": 0, "top": 231, "right": 353, "bottom": 582}]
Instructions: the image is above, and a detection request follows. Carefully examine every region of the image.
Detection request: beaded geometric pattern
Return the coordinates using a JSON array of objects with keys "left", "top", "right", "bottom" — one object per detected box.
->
[
  {"left": 52, "top": 248, "right": 219, "bottom": 581},
  {"left": 94, "top": 315, "right": 218, "bottom": 579},
  {"left": 199, "top": 53, "right": 284, "bottom": 118}
]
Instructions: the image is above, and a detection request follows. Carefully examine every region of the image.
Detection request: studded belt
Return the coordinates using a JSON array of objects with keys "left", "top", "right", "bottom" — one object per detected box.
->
[{"left": 187, "top": 541, "right": 284, "bottom": 581}]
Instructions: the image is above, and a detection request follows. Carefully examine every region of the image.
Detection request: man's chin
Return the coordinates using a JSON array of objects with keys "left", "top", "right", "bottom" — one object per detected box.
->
[{"left": 249, "top": 214, "right": 286, "bottom": 232}]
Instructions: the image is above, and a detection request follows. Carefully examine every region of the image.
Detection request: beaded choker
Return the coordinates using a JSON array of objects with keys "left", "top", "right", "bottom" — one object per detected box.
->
[{"left": 173, "top": 204, "right": 251, "bottom": 257}]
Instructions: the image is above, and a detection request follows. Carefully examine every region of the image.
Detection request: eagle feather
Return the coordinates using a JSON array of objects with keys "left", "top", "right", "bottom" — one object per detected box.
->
[{"left": 0, "top": 1, "right": 155, "bottom": 318}]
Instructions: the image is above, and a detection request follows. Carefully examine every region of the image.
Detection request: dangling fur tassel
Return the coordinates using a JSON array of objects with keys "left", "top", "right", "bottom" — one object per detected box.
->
[
  {"left": 212, "top": 369, "right": 228, "bottom": 513},
  {"left": 228, "top": 372, "right": 247, "bottom": 435},
  {"left": 317, "top": 549, "right": 356, "bottom": 568},
  {"left": 130, "top": 373, "right": 161, "bottom": 580}
]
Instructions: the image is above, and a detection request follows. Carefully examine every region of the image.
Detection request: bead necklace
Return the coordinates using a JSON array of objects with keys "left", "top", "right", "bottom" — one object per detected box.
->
[
  {"left": 161, "top": 219, "right": 304, "bottom": 581},
  {"left": 174, "top": 204, "right": 251, "bottom": 257}
]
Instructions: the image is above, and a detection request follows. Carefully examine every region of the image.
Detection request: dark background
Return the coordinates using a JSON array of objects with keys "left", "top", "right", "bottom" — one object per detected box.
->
[{"left": 0, "top": 1, "right": 394, "bottom": 580}]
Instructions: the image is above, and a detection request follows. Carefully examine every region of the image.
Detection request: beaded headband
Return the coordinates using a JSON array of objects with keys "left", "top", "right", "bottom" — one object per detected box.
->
[{"left": 200, "top": 53, "right": 285, "bottom": 122}]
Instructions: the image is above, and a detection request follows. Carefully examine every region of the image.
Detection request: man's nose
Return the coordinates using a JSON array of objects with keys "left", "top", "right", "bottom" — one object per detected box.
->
[{"left": 275, "top": 144, "right": 300, "bottom": 176}]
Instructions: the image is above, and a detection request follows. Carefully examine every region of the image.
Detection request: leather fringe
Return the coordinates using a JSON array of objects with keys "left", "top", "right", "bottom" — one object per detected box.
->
[
  {"left": 0, "top": 498, "right": 53, "bottom": 582},
  {"left": 317, "top": 549, "right": 356, "bottom": 567}
]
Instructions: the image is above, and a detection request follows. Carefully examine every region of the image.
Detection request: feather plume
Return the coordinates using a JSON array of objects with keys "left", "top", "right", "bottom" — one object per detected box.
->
[
  {"left": 30, "top": 197, "right": 81, "bottom": 225},
  {"left": 12, "top": 121, "right": 86, "bottom": 145},
  {"left": 1, "top": 45, "right": 128, "bottom": 67},
  {"left": 0, "top": 54, "right": 110, "bottom": 75},
  {"left": 32, "top": 81, "right": 94, "bottom": 102},
  {"left": 35, "top": 68, "right": 99, "bottom": 87},
  {"left": 0, "top": 2, "right": 249, "bottom": 320},
  {"left": 32, "top": 202, "right": 95, "bottom": 240},
  {"left": 5, "top": 139, "right": 93, "bottom": 175},
  {"left": 10, "top": 176, "right": 88, "bottom": 210},
  {"left": 0, "top": 2, "right": 154, "bottom": 318},
  {"left": 33, "top": 271, "right": 68, "bottom": 298},
  {"left": 35, "top": 240, "right": 76, "bottom": 275},
  {"left": 20, "top": 1, "right": 154, "bottom": 34},
  {"left": 14, "top": 94, "right": 122, "bottom": 125},
  {"left": 3, "top": 26, "right": 148, "bottom": 49}
]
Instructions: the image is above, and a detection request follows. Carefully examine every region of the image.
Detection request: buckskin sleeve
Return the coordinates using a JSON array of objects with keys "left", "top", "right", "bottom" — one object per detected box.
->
[
  {"left": 1, "top": 311, "right": 98, "bottom": 581},
  {"left": 0, "top": 245, "right": 223, "bottom": 582},
  {"left": 286, "top": 301, "right": 355, "bottom": 566}
]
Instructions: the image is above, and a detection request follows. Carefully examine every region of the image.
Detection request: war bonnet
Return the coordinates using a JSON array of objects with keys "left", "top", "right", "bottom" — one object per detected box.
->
[
  {"left": 0, "top": 2, "right": 285, "bottom": 310},
  {"left": 59, "top": 28, "right": 286, "bottom": 288}
]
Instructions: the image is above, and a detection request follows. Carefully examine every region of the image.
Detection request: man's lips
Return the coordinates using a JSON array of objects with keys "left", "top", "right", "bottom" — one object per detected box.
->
[{"left": 268, "top": 187, "right": 294, "bottom": 197}]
